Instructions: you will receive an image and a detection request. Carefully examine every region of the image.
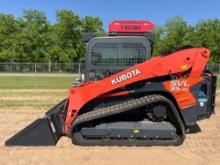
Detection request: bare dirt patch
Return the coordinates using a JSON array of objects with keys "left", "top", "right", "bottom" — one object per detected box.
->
[{"left": 0, "top": 90, "right": 219, "bottom": 165}]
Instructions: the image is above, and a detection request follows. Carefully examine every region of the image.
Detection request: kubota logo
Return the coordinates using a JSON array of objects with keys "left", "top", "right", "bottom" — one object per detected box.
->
[{"left": 111, "top": 69, "right": 141, "bottom": 85}]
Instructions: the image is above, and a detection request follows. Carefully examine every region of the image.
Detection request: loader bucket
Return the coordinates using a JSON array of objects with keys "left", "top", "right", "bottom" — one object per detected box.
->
[{"left": 5, "top": 99, "right": 67, "bottom": 146}]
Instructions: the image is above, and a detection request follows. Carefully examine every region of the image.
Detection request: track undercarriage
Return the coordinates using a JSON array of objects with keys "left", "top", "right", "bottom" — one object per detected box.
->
[{"left": 71, "top": 94, "right": 185, "bottom": 146}]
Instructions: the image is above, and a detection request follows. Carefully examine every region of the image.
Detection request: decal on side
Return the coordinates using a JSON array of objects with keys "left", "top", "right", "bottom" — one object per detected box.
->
[
  {"left": 170, "top": 80, "right": 189, "bottom": 92},
  {"left": 111, "top": 69, "right": 141, "bottom": 85}
]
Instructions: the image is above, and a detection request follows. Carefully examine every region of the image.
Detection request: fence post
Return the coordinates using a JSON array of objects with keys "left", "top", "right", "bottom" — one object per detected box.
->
[
  {"left": 78, "top": 63, "right": 81, "bottom": 78},
  {"left": 34, "top": 63, "right": 38, "bottom": 89},
  {"left": 48, "top": 59, "right": 51, "bottom": 72}
]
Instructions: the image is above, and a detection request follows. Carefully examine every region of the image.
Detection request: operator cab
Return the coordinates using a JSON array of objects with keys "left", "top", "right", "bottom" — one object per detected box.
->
[{"left": 84, "top": 20, "right": 155, "bottom": 81}]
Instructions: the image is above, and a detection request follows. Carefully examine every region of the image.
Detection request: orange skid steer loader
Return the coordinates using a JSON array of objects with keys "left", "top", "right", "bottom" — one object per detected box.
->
[{"left": 5, "top": 20, "right": 216, "bottom": 146}]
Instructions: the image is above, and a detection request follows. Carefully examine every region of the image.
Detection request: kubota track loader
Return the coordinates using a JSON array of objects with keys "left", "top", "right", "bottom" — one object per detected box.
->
[{"left": 5, "top": 20, "right": 217, "bottom": 146}]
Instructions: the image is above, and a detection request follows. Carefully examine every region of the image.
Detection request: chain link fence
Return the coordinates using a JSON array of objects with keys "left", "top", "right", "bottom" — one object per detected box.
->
[
  {"left": 0, "top": 63, "right": 85, "bottom": 74},
  {"left": 0, "top": 63, "right": 86, "bottom": 89},
  {"left": 0, "top": 63, "right": 220, "bottom": 74}
]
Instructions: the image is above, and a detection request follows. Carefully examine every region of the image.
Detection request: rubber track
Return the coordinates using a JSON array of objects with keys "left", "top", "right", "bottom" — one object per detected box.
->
[{"left": 71, "top": 94, "right": 185, "bottom": 146}]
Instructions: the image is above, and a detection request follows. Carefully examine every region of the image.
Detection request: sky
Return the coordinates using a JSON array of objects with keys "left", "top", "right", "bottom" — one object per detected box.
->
[{"left": 0, "top": 0, "right": 219, "bottom": 30}]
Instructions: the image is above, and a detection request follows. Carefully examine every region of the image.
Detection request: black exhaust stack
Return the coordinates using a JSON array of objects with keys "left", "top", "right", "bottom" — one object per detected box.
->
[{"left": 5, "top": 99, "right": 67, "bottom": 146}]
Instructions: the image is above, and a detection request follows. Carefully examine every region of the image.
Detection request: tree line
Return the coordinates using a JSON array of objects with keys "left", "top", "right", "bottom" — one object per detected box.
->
[
  {"left": 0, "top": 9, "right": 104, "bottom": 63},
  {"left": 0, "top": 10, "right": 219, "bottom": 63},
  {"left": 153, "top": 16, "right": 220, "bottom": 63}
]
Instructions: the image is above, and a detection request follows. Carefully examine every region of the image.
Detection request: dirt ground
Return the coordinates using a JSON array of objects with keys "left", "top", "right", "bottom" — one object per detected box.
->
[{"left": 0, "top": 90, "right": 220, "bottom": 165}]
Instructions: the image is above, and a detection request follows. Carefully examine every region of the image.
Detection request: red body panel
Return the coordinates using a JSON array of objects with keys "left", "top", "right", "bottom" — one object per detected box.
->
[{"left": 65, "top": 48, "right": 210, "bottom": 134}]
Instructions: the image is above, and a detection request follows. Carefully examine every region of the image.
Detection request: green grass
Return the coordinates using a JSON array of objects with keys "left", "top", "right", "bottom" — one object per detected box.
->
[
  {"left": 0, "top": 73, "right": 77, "bottom": 89},
  {"left": 0, "top": 90, "right": 67, "bottom": 97}
]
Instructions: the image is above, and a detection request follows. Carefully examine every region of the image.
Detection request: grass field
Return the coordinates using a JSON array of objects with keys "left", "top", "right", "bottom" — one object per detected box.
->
[{"left": 0, "top": 73, "right": 77, "bottom": 89}]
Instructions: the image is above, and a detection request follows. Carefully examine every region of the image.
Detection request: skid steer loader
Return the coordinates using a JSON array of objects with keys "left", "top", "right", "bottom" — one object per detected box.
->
[{"left": 5, "top": 20, "right": 216, "bottom": 146}]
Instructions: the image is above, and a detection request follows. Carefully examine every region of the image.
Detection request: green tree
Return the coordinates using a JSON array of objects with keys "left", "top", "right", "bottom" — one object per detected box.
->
[
  {"left": 81, "top": 16, "right": 104, "bottom": 33},
  {"left": 46, "top": 10, "right": 84, "bottom": 63},
  {"left": 13, "top": 10, "right": 50, "bottom": 62},
  {"left": 190, "top": 19, "right": 220, "bottom": 62},
  {"left": 0, "top": 10, "right": 106, "bottom": 63},
  {"left": 152, "top": 26, "right": 164, "bottom": 55},
  {"left": 0, "top": 14, "right": 19, "bottom": 62},
  {"left": 153, "top": 16, "right": 193, "bottom": 55}
]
